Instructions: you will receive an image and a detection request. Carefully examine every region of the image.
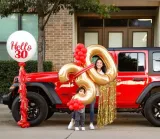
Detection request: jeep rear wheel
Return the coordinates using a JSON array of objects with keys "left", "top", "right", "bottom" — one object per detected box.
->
[
  {"left": 144, "top": 93, "right": 160, "bottom": 126},
  {"left": 11, "top": 92, "right": 48, "bottom": 126}
]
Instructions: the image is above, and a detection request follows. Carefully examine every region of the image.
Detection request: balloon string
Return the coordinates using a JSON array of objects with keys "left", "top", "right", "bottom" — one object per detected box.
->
[{"left": 70, "top": 64, "right": 94, "bottom": 81}]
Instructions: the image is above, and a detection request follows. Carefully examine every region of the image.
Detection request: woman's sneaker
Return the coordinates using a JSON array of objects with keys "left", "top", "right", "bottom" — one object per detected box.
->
[
  {"left": 67, "top": 119, "right": 75, "bottom": 129},
  {"left": 81, "top": 127, "right": 85, "bottom": 131},
  {"left": 75, "top": 127, "right": 79, "bottom": 131},
  {"left": 89, "top": 123, "right": 95, "bottom": 130}
]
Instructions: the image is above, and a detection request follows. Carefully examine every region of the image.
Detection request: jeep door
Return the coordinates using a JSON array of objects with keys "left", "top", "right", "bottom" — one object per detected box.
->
[{"left": 116, "top": 50, "right": 149, "bottom": 108}]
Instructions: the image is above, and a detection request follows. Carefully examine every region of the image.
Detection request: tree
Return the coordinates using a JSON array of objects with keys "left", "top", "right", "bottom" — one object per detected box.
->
[{"left": 0, "top": 0, "right": 119, "bottom": 72}]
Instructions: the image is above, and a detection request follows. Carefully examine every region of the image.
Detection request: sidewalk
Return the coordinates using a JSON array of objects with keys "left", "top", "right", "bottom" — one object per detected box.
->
[{"left": 0, "top": 105, "right": 160, "bottom": 139}]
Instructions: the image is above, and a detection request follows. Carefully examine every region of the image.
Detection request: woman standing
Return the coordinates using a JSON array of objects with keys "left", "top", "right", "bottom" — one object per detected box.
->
[
  {"left": 96, "top": 58, "right": 117, "bottom": 127},
  {"left": 89, "top": 58, "right": 106, "bottom": 129}
]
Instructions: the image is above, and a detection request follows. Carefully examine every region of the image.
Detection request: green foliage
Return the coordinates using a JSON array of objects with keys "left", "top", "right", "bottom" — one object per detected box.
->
[
  {"left": 0, "top": 0, "right": 119, "bottom": 19},
  {"left": 68, "top": 0, "right": 119, "bottom": 18},
  {"left": 0, "top": 61, "right": 52, "bottom": 95}
]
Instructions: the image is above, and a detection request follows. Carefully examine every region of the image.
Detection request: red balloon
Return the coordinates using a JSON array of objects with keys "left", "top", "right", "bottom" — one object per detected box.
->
[
  {"left": 74, "top": 99, "right": 78, "bottom": 103},
  {"left": 70, "top": 101, "right": 74, "bottom": 105},
  {"left": 76, "top": 60, "right": 81, "bottom": 66},
  {"left": 76, "top": 49, "right": 80, "bottom": 53},
  {"left": 78, "top": 100, "right": 82, "bottom": 104},
  {"left": 74, "top": 103, "right": 78, "bottom": 107},
  {"left": 76, "top": 106, "right": 80, "bottom": 110},
  {"left": 74, "top": 106, "right": 79, "bottom": 110},
  {"left": 83, "top": 53, "right": 86, "bottom": 58},
  {"left": 81, "top": 59, "right": 86, "bottom": 63},
  {"left": 69, "top": 105, "right": 73, "bottom": 110},
  {"left": 80, "top": 56, "right": 85, "bottom": 60},
  {"left": 77, "top": 43, "right": 84, "bottom": 49},
  {"left": 81, "top": 48, "right": 87, "bottom": 53},
  {"left": 75, "top": 55, "right": 80, "bottom": 60},
  {"left": 73, "top": 53, "right": 77, "bottom": 57},
  {"left": 78, "top": 51, "right": 83, "bottom": 56},
  {"left": 76, "top": 100, "right": 79, "bottom": 104},
  {"left": 79, "top": 105, "right": 84, "bottom": 109}
]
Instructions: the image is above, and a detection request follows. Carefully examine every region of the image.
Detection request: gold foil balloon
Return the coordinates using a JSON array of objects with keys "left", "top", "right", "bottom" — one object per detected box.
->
[
  {"left": 86, "top": 45, "right": 117, "bottom": 85},
  {"left": 58, "top": 44, "right": 117, "bottom": 105},
  {"left": 58, "top": 63, "right": 96, "bottom": 105}
]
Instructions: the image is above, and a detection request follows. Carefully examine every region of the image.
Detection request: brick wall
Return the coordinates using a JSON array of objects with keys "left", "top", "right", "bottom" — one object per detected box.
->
[{"left": 45, "top": 9, "right": 74, "bottom": 71}]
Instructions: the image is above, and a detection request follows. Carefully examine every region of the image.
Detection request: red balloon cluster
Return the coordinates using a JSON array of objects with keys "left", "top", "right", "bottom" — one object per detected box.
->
[
  {"left": 67, "top": 99, "right": 84, "bottom": 111},
  {"left": 74, "top": 43, "right": 87, "bottom": 66}
]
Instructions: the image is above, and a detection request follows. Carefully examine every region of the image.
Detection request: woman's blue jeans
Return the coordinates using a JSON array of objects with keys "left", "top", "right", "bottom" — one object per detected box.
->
[
  {"left": 71, "top": 99, "right": 96, "bottom": 123},
  {"left": 90, "top": 99, "right": 96, "bottom": 123}
]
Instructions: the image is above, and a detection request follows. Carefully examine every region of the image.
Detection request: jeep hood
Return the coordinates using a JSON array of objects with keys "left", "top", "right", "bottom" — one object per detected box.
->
[{"left": 25, "top": 72, "right": 59, "bottom": 83}]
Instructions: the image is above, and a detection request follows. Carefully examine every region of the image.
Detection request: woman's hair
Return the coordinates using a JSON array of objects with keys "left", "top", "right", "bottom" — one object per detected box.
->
[
  {"left": 76, "top": 87, "right": 85, "bottom": 94},
  {"left": 95, "top": 58, "right": 106, "bottom": 73}
]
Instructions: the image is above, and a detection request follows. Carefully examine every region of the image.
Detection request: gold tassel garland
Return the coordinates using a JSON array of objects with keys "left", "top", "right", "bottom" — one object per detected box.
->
[{"left": 97, "top": 80, "right": 117, "bottom": 128}]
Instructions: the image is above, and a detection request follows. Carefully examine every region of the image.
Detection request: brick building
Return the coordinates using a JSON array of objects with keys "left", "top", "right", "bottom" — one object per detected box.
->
[
  {"left": 1, "top": 0, "right": 160, "bottom": 71},
  {"left": 45, "top": 9, "right": 74, "bottom": 71}
]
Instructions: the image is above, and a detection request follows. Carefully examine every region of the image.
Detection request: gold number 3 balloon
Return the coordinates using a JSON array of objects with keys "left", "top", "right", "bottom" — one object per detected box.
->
[{"left": 58, "top": 45, "right": 117, "bottom": 105}]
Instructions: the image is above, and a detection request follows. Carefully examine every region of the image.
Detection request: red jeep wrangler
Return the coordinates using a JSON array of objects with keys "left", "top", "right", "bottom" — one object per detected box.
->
[{"left": 2, "top": 47, "right": 160, "bottom": 127}]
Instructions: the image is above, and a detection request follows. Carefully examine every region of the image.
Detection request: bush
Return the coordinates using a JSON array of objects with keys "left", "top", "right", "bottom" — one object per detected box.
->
[{"left": 0, "top": 61, "right": 53, "bottom": 95}]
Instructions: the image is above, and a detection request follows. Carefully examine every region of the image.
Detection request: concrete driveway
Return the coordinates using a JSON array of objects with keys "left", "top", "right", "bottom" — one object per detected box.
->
[{"left": 0, "top": 105, "right": 159, "bottom": 139}]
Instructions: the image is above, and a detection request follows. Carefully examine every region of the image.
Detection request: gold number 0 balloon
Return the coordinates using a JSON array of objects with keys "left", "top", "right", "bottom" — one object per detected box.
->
[
  {"left": 86, "top": 45, "right": 117, "bottom": 85},
  {"left": 58, "top": 45, "right": 117, "bottom": 105}
]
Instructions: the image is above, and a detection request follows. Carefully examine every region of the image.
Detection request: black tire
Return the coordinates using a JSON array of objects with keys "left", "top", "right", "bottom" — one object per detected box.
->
[
  {"left": 45, "top": 110, "right": 54, "bottom": 120},
  {"left": 11, "top": 92, "right": 48, "bottom": 126},
  {"left": 144, "top": 93, "right": 160, "bottom": 127},
  {"left": 141, "top": 110, "right": 145, "bottom": 117},
  {"left": 8, "top": 104, "right": 12, "bottom": 110}
]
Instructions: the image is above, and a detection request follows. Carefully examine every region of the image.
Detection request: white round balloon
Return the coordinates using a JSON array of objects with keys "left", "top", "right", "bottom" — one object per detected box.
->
[{"left": 7, "top": 31, "right": 37, "bottom": 62}]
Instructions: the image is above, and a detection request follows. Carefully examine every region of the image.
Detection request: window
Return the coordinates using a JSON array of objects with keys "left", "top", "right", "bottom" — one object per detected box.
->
[
  {"left": 105, "top": 19, "right": 128, "bottom": 27},
  {"left": 0, "top": 44, "right": 11, "bottom": 60},
  {"left": 79, "top": 18, "right": 152, "bottom": 27},
  {"left": 22, "top": 14, "right": 38, "bottom": 60},
  {"left": 79, "top": 18, "right": 103, "bottom": 27},
  {"left": 133, "top": 32, "right": 147, "bottom": 47},
  {"left": 0, "top": 14, "right": 38, "bottom": 60},
  {"left": 22, "top": 14, "right": 38, "bottom": 41},
  {"left": 0, "top": 14, "right": 18, "bottom": 42},
  {"left": 84, "top": 32, "right": 98, "bottom": 46},
  {"left": 118, "top": 52, "right": 145, "bottom": 71},
  {"left": 153, "top": 52, "right": 160, "bottom": 72},
  {"left": 129, "top": 19, "right": 152, "bottom": 27}
]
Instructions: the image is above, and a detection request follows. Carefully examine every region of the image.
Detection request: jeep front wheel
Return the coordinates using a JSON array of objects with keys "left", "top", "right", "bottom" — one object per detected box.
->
[
  {"left": 11, "top": 92, "right": 48, "bottom": 126},
  {"left": 46, "top": 110, "right": 54, "bottom": 120},
  {"left": 144, "top": 93, "right": 160, "bottom": 126}
]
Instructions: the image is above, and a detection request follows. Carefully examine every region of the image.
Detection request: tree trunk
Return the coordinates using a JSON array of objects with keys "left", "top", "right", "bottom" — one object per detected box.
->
[{"left": 38, "top": 16, "right": 44, "bottom": 72}]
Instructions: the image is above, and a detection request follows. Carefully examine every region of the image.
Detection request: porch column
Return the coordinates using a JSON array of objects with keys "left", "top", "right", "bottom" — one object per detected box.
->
[{"left": 154, "top": 7, "right": 160, "bottom": 47}]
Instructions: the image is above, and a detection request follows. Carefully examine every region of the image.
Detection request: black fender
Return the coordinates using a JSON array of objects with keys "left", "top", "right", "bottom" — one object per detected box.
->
[
  {"left": 136, "top": 82, "right": 160, "bottom": 104},
  {"left": 10, "top": 82, "right": 62, "bottom": 104}
]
